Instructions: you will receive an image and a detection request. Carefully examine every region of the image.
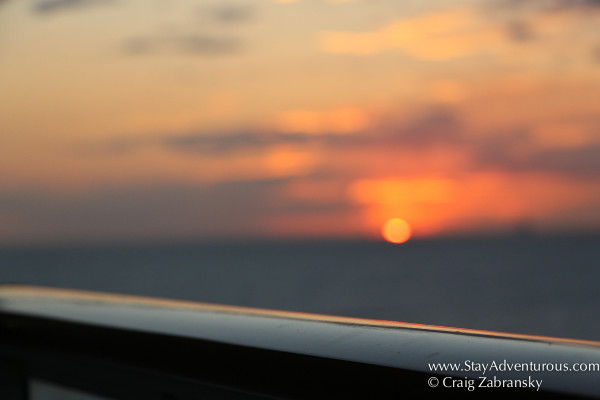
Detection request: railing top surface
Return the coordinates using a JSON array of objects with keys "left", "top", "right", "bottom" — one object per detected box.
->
[{"left": 0, "top": 284, "right": 598, "bottom": 346}]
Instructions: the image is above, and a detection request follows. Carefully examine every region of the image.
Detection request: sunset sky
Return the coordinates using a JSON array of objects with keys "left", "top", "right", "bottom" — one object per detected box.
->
[{"left": 1, "top": 0, "right": 599, "bottom": 245}]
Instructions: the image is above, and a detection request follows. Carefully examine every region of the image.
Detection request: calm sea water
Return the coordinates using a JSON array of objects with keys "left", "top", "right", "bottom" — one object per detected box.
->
[{"left": 1, "top": 234, "right": 599, "bottom": 341}]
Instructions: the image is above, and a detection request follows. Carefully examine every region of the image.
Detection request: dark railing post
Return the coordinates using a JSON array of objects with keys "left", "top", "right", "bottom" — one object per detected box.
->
[{"left": 0, "top": 360, "right": 28, "bottom": 400}]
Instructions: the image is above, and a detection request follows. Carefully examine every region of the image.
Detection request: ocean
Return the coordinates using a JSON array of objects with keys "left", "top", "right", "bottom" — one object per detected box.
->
[{"left": 1, "top": 234, "right": 599, "bottom": 341}]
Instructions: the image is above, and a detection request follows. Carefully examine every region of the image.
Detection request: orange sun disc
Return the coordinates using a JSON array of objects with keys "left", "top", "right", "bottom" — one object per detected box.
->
[{"left": 382, "top": 218, "right": 412, "bottom": 244}]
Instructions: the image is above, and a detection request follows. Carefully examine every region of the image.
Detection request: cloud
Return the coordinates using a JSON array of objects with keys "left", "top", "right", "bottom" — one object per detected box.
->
[
  {"left": 319, "top": 8, "right": 507, "bottom": 60},
  {"left": 121, "top": 2, "right": 253, "bottom": 57},
  {"left": 505, "top": 20, "right": 535, "bottom": 42},
  {"left": 124, "top": 34, "right": 242, "bottom": 56},
  {"left": 0, "top": 178, "right": 358, "bottom": 244},
  {"left": 91, "top": 104, "right": 598, "bottom": 185},
  {"left": 86, "top": 107, "right": 464, "bottom": 173},
  {"left": 320, "top": 1, "right": 600, "bottom": 59},
  {"left": 159, "top": 107, "right": 460, "bottom": 153},
  {"left": 524, "top": 145, "right": 600, "bottom": 177},
  {"left": 592, "top": 45, "right": 600, "bottom": 63},
  {"left": 208, "top": 4, "right": 254, "bottom": 24},
  {"left": 472, "top": 128, "right": 600, "bottom": 178},
  {"left": 161, "top": 132, "right": 313, "bottom": 155},
  {"left": 0, "top": 182, "right": 272, "bottom": 241},
  {"left": 378, "top": 107, "right": 464, "bottom": 149},
  {"left": 33, "top": 0, "right": 114, "bottom": 15},
  {"left": 492, "top": 0, "right": 600, "bottom": 13}
]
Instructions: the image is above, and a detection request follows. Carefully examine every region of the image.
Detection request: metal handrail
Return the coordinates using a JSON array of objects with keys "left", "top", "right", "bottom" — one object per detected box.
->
[{"left": 1, "top": 285, "right": 599, "bottom": 399}]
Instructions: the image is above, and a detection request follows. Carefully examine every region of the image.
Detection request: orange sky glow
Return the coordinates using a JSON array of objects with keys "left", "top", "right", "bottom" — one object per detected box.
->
[{"left": 0, "top": 0, "right": 599, "bottom": 245}]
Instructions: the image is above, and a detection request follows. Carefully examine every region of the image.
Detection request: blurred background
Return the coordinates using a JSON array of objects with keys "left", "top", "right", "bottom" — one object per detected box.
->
[{"left": 0, "top": 0, "right": 599, "bottom": 340}]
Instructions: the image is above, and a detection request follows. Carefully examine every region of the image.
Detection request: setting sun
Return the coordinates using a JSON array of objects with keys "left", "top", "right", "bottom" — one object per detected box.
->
[{"left": 382, "top": 218, "right": 412, "bottom": 244}]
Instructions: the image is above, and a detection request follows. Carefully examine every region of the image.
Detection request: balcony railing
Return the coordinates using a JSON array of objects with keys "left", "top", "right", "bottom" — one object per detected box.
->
[{"left": 1, "top": 285, "right": 599, "bottom": 399}]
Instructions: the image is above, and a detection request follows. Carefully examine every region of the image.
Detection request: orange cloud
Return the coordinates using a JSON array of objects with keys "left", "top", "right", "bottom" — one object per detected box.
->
[
  {"left": 319, "top": 8, "right": 506, "bottom": 60},
  {"left": 349, "top": 172, "right": 600, "bottom": 238},
  {"left": 531, "top": 122, "right": 598, "bottom": 150},
  {"left": 348, "top": 178, "right": 455, "bottom": 205},
  {"left": 263, "top": 146, "right": 317, "bottom": 177},
  {"left": 347, "top": 178, "right": 457, "bottom": 237}
]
